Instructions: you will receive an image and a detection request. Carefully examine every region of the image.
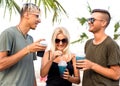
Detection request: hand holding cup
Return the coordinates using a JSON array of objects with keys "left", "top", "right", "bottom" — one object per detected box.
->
[{"left": 37, "top": 40, "right": 48, "bottom": 57}]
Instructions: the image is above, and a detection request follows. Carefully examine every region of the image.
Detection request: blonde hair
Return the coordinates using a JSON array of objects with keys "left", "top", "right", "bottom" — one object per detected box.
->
[
  {"left": 20, "top": 3, "right": 40, "bottom": 17},
  {"left": 50, "top": 27, "right": 70, "bottom": 54}
]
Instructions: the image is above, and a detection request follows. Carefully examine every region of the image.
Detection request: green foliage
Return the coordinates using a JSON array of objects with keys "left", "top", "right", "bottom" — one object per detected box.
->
[
  {"left": 71, "top": 2, "right": 92, "bottom": 44},
  {"left": 113, "top": 22, "right": 120, "bottom": 40},
  {"left": 0, "top": 0, "right": 20, "bottom": 20},
  {"left": 0, "top": 0, "right": 67, "bottom": 24},
  {"left": 77, "top": 17, "right": 87, "bottom": 26},
  {"left": 114, "top": 22, "right": 120, "bottom": 32},
  {"left": 71, "top": 33, "right": 88, "bottom": 44},
  {"left": 87, "top": 2, "right": 92, "bottom": 14},
  {"left": 41, "top": 0, "right": 68, "bottom": 24}
]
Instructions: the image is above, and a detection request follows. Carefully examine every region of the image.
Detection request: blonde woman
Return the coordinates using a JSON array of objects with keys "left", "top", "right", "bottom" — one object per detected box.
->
[{"left": 40, "top": 27, "right": 80, "bottom": 86}]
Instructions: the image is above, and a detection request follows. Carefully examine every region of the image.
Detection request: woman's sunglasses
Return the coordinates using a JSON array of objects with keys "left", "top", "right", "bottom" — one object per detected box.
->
[{"left": 55, "top": 38, "right": 68, "bottom": 44}]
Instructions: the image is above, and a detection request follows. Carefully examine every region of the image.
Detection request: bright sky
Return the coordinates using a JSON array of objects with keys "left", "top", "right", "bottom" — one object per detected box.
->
[{"left": 0, "top": 0, "right": 120, "bottom": 53}]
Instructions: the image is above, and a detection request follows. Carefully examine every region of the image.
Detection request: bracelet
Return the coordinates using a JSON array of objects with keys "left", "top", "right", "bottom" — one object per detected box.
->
[{"left": 26, "top": 45, "right": 30, "bottom": 54}]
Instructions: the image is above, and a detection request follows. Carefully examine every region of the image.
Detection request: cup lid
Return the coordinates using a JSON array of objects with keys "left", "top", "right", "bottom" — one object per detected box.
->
[{"left": 40, "top": 41, "right": 47, "bottom": 46}]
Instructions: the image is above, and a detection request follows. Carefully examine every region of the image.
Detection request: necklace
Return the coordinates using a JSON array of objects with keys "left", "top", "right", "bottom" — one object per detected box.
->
[{"left": 17, "top": 25, "right": 27, "bottom": 39}]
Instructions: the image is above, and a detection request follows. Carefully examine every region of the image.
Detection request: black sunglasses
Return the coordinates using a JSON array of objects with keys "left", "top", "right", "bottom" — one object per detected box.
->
[
  {"left": 55, "top": 38, "right": 68, "bottom": 44},
  {"left": 87, "top": 17, "right": 103, "bottom": 24},
  {"left": 87, "top": 18, "right": 96, "bottom": 24}
]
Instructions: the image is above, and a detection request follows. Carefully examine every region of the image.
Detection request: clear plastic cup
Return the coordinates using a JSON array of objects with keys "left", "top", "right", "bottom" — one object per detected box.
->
[
  {"left": 76, "top": 53, "right": 85, "bottom": 69},
  {"left": 58, "top": 60, "right": 67, "bottom": 77}
]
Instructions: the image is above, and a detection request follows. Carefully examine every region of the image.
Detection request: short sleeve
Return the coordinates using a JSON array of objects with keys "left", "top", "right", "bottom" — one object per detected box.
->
[
  {"left": 0, "top": 30, "right": 14, "bottom": 52},
  {"left": 107, "top": 40, "right": 120, "bottom": 66}
]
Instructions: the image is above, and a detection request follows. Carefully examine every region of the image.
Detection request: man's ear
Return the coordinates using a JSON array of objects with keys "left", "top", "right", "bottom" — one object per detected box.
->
[
  {"left": 102, "top": 20, "right": 107, "bottom": 27},
  {"left": 23, "top": 12, "right": 29, "bottom": 19}
]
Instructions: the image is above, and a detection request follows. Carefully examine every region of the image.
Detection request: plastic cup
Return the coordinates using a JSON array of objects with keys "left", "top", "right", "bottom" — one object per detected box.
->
[
  {"left": 37, "top": 51, "right": 45, "bottom": 57},
  {"left": 58, "top": 61, "right": 67, "bottom": 77},
  {"left": 40, "top": 41, "right": 47, "bottom": 46},
  {"left": 76, "top": 55, "right": 85, "bottom": 69},
  {"left": 37, "top": 41, "right": 47, "bottom": 57},
  {"left": 76, "top": 56, "right": 85, "bottom": 61}
]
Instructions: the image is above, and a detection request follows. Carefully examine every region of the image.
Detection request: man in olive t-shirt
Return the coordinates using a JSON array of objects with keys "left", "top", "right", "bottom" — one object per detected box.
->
[{"left": 76, "top": 9, "right": 120, "bottom": 86}]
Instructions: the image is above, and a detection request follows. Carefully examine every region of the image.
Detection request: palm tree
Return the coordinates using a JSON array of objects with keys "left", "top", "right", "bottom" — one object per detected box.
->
[{"left": 0, "top": 0, "right": 68, "bottom": 24}]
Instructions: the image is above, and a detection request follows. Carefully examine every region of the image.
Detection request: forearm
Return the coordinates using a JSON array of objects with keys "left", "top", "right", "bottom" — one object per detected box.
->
[
  {"left": 0, "top": 46, "right": 29, "bottom": 71},
  {"left": 91, "top": 63, "right": 120, "bottom": 80},
  {"left": 40, "top": 60, "right": 53, "bottom": 77}
]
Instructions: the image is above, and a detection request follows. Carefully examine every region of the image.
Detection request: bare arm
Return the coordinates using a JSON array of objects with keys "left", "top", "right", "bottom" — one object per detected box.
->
[
  {"left": 40, "top": 51, "right": 53, "bottom": 77},
  {"left": 77, "top": 59, "right": 120, "bottom": 80},
  {"left": 91, "top": 62, "right": 120, "bottom": 80},
  {"left": 0, "top": 46, "right": 28, "bottom": 71},
  {"left": 0, "top": 39, "right": 47, "bottom": 71}
]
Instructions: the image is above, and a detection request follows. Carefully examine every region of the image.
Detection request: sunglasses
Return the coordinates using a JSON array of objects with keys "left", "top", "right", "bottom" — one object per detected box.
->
[
  {"left": 55, "top": 38, "right": 68, "bottom": 44},
  {"left": 87, "top": 18, "right": 95, "bottom": 24},
  {"left": 87, "top": 18, "right": 103, "bottom": 24},
  {"left": 31, "top": 13, "right": 40, "bottom": 18}
]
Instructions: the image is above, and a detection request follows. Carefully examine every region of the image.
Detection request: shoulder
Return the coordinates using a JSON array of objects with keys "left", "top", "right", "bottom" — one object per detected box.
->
[
  {"left": 105, "top": 36, "right": 119, "bottom": 47},
  {"left": 85, "top": 38, "right": 93, "bottom": 48},
  {"left": 0, "top": 26, "right": 17, "bottom": 40},
  {"left": 0, "top": 26, "right": 17, "bottom": 37},
  {"left": 86, "top": 39, "right": 93, "bottom": 45},
  {"left": 70, "top": 53, "right": 75, "bottom": 60},
  {"left": 71, "top": 53, "right": 75, "bottom": 58}
]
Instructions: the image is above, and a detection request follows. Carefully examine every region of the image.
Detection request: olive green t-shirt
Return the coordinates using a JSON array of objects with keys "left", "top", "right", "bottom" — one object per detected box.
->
[
  {"left": 83, "top": 36, "right": 120, "bottom": 86},
  {"left": 0, "top": 26, "right": 36, "bottom": 86}
]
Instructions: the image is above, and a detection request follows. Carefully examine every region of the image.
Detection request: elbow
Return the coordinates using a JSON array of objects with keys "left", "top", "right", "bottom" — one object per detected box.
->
[
  {"left": 40, "top": 70, "right": 47, "bottom": 78},
  {"left": 40, "top": 74, "right": 46, "bottom": 78}
]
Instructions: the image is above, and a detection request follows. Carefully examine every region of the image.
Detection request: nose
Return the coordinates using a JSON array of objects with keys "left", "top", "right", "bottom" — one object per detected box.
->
[
  {"left": 38, "top": 18, "right": 41, "bottom": 23},
  {"left": 59, "top": 41, "right": 63, "bottom": 45}
]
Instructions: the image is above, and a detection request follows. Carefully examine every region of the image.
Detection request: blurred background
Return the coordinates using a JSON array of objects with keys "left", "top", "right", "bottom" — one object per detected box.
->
[{"left": 0, "top": 0, "right": 120, "bottom": 86}]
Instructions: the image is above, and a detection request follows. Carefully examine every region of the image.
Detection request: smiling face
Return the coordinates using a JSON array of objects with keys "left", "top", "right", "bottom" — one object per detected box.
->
[
  {"left": 20, "top": 3, "right": 41, "bottom": 29},
  {"left": 88, "top": 12, "right": 104, "bottom": 33},
  {"left": 87, "top": 9, "right": 111, "bottom": 34},
  {"left": 55, "top": 33, "right": 68, "bottom": 51},
  {"left": 27, "top": 10, "right": 41, "bottom": 29},
  {"left": 51, "top": 27, "right": 70, "bottom": 53}
]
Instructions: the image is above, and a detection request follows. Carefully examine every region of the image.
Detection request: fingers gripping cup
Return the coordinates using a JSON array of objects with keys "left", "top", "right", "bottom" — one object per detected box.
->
[
  {"left": 58, "top": 60, "right": 67, "bottom": 77},
  {"left": 37, "top": 40, "right": 47, "bottom": 57}
]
